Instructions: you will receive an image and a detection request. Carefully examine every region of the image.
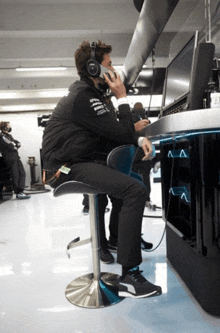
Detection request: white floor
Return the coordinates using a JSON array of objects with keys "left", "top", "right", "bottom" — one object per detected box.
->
[{"left": 1, "top": 175, "right": 220, "bottom": 333}]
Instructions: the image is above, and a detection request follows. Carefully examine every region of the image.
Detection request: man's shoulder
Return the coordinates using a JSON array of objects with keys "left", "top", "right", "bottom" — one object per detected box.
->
[
  {"left": 73, "top": 83, "right": 100, "bottom": 104},
  {"left": 68, "top": 80, "right": 96, "bottom": 102}
]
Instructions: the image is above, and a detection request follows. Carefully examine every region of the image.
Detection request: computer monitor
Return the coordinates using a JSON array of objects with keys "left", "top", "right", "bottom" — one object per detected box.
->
[{"left": 161, "top": 32, "right": 198, "bottom": 112}]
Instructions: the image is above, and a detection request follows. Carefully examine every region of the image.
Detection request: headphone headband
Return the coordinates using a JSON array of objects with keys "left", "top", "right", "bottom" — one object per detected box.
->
[{"left": 90, "top": 42, "right": 97, "bottom": 59}]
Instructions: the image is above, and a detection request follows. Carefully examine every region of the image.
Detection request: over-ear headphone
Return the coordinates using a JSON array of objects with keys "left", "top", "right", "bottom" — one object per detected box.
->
[{"left": 86, "top": 42, "right": 101, "bottom": 77}]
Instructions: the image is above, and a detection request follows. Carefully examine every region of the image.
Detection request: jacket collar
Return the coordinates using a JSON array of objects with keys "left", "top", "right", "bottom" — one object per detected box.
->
[{"left": 80, "top": 76, "right": 107, "bottom": 97}]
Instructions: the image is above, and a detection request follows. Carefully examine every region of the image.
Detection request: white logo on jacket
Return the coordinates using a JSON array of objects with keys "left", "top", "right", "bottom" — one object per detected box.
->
[{"left": 89, "top": 98, "right": 109, "bottom": 116}]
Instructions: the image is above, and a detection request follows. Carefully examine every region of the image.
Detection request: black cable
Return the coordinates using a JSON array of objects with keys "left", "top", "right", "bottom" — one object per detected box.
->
[
  {"left": 142, "top": 48, "right": 175, "bottom": 252},
  {"left": 143, "top": 147, "right": 175, "bottom": 252},
  {"left": 144, "top": 221, "right": 167, "bottom": 252}
]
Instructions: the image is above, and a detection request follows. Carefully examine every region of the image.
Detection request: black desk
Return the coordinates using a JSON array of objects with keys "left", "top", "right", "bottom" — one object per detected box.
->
[
  {"left": 144, "top": 108, "right": 220, "bottom": 316},
  {"left": 143, "top": 108, "right": 220, "bottom": 141}
]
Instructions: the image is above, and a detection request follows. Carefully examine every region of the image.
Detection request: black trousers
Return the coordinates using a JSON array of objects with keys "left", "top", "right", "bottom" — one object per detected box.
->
[
  {"left": 5, "top": 158, "right": 26, "bottom": 194},
  {"left": 53, "top": 162, "right": 148, "bottom": 267},
  {"left": 132, "top": 148, "right": 152, "bottom": 201}
]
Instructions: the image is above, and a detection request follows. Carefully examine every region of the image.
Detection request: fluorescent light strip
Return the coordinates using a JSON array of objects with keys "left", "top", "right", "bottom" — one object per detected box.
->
[
  {"left": 0, "top": 89, "right": 68, "bottom": 99},
  {"left": 1, "top": 104, "right": 56, "bottom": 111},
  {"left": 15, "top": 67, "right": 67, "bottom": 72}
]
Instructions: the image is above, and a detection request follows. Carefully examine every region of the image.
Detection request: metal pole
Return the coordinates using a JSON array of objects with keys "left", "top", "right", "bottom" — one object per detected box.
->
[{"left": 88, "top": 194, "right": 100, "bottom": 281}]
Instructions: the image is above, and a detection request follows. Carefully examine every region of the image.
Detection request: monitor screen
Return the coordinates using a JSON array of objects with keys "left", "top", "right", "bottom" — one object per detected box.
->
[{"left": 162, "top": 34, "right": 197, "bottom": 110}]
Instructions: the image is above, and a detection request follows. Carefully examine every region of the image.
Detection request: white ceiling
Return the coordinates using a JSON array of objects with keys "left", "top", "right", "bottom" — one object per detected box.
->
[{"left": 0, "top": 0, "right": 220, "bottom": 111}]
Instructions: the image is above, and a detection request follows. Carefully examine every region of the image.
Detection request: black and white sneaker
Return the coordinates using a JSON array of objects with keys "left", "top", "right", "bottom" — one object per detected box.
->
[
  {"left": 16, "top": 192, "right": 31, "bottom": 200},
  {"left": 118, "top": 266, "right": 162, "bottom": 298},
  {"left": 100, "top": 248, "right": 115, "bottom": 264},
  {"left": 82, "top": 206, "right": 89, "bottom": 215},
  {"left": 141, "top": 237, "right": 153, "bottom": 251}
]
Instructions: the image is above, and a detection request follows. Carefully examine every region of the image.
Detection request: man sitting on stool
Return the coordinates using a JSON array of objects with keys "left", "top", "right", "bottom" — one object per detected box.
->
[{"left": 41, "top": 40, "right": 162, "bottom": 299}]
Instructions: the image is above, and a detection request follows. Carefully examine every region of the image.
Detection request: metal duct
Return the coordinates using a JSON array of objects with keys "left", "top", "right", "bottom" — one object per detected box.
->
[{"left": 122, "top": 0, "right": 180, "bottom": 88}]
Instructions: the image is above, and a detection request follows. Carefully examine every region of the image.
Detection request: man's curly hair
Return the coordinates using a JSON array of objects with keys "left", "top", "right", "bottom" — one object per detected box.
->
[{"left": 74, "top": 40, "right": 112, "bottom": 77}]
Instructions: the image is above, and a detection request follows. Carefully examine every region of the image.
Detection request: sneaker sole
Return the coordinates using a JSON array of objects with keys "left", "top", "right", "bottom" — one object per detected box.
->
[
  {"left": 108, "top": 247, "right": 117, "bottom": 253},
  {"left": 109, "top": 246, "right": 153, "bottom": 253},
  {"left": 118, "top": 288, "right": 162, "bottom": 298},
  {"left": 141, "top": 245, "right": 153, "bottom": 251},
  {"left": 100, "top": 259, "right": 115, "bottom": 264}
]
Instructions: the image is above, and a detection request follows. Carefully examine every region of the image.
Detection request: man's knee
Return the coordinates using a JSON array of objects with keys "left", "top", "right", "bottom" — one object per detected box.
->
[{"left": 130, "top": 181, "right": 148, "bottom": 201}]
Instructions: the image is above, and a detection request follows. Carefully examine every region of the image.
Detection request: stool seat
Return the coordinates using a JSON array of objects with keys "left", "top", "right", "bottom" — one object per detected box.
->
[
  {"left": 53, "top": 179, "right": 122, "bottom": 308},
  {"left": 54, "top": 180, "right": 104, "bottom": 197}
]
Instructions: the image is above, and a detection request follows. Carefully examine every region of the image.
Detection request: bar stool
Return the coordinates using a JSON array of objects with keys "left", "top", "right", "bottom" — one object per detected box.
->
[
  {"left": 54, "top": 181, "right": 122, "bottom": 308},
  {"left": 53, "top": 145, "right": 137, "bottom": 308}
]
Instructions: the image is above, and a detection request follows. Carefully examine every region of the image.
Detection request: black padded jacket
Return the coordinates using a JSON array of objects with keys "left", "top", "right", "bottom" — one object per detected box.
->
[
  {"left": 0, "top": 132, "right": 20, "bottom": 162},
  {"left": 41, "top": 77, "right": 136, "bottom": 171}
]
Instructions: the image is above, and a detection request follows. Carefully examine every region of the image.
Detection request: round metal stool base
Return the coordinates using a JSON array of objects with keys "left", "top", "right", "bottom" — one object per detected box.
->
[{"left": 65, "top": 272, "right": 123, "bottom": 308}]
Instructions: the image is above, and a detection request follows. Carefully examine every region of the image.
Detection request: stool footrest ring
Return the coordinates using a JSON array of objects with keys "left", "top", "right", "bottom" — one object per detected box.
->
[{"left": 67, "top": 237, "right": 92, "bottom": 258}]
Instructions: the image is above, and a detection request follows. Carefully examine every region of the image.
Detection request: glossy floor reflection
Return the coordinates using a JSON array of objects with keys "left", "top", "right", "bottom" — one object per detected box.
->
[{"left": 1, "top": 178, "right": 220, "bottom": 333}]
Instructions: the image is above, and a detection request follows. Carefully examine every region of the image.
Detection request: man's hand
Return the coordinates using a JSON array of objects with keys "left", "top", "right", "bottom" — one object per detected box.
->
[
  {"left": 141, "top": 137, "right": 153, "bottom": 161},
  {"left": 103, "top": 71, "right": 126, "bottom": 99},
  {"left": 134, "top": 119, "right": 150, "bottom": 132}
]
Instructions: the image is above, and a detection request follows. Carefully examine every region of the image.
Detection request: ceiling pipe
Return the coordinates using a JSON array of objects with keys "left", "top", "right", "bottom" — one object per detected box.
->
[{"left": 122, "top": 0, "right": 180, "bottom": 88}]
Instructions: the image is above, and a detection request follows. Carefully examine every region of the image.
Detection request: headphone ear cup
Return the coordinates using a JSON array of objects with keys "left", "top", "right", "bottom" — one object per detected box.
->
[{"left": 86, "top": 58, "right": 101, "bottom": 77}]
